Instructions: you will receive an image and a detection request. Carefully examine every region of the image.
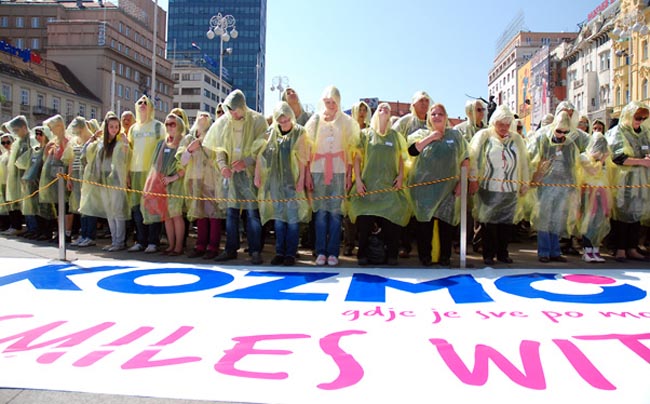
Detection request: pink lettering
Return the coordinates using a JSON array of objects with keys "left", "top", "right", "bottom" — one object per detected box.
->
[
  {"left": 317, "top": 330, "right": 366, "bottom": 390},
  {"left": 121, "top": 326, "right": 200, "bottom": 369},
  {"left": 0, "top": 322, "right": 114, "bottom": 352},
  {"left": 73, "top": 327, "right": 155, "bottom": 367},
  {"left": 215, "top": 334, "right": 310, "bottom": 379},
  {"left": 574, "top": 333, "right": 650, "bottom": 363},
  {"left": 552, "top": 339, "right": 615, "bottom": 390},
  {"left": 429, "top": 338, "right": 546, "bottom": 389}
]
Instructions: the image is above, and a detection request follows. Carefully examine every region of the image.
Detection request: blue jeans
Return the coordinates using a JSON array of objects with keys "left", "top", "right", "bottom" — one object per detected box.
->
[
  {"left": 80, "top": 215, "right": 97, "bottom": 240},
  {"left": 275, "top": 220, "right": 299, "bottom": 257},
  {"left": 25, "top": 215, "right": 38, "bottom": 233},
  {"left": 537, "top": 231, "right": 561, "bottom": 258},
  {"left": 315, "top": 210, "right": 342, "bottom": 257},
  {"left": 226, "top": 208, "right": 262, "bottom": 254},
  {"left": 132, "top": 205, "right": 161, "bottom": 246}
]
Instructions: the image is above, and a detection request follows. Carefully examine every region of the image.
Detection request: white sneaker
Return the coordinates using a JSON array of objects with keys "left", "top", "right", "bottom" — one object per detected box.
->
[
  {"left": 582, "top": 253, "right": 597, "bottom": 263},
  {"left": 108, "top": 244, "right": 126, "bottom": 252},
  {"left": 315, "top": 254, "right": 327, "bottom": 266},
  {"left": 102, "top": 244, "right": 112, "bottom": 251},
  {"left": 78, "top": 238, "right": 96, "bottom": 247},
  {"left": 144, "top": 244, "right": 157, "bottom": 254},
  {"left": 70, "top": 237, "right": 85, "bottom": 246},
  {"left": 327, "top": 255, "right": 339, "bottom": 266},
  {"left": 592, "top": 248, "right": 606, "bottom": 263},
  {"left": 128, "top": 243, "right": 144, "bottom": 252}
]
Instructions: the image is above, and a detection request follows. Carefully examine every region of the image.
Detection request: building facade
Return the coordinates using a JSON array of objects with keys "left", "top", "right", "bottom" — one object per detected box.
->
[
  {"left": 489, "top": 31, "right": 578, "bottom": 114},
  {"left": 0, "top": 0, "right": 174, "bottom": 121},
  {"left": 172, "top": 60, "right": 232, "bottom": 123},
  {"left": 167, "top": 0, "right": 267, "bottom": 112}
]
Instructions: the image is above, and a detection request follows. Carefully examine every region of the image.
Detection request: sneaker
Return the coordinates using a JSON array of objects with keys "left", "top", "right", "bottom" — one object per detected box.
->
[
  {"left": 582, "top": 253, "right": 597, "bottom": 263},
  {"left": 315, "top": 254, "right": 327, "bottom": 266},
  {"left": 327, "top": 255, "right": 339, "bottom": 266},
  {"left": 593, "top": 253, "right": 606, "bottom": 263},
  {"left": 144, "top": 244, "right": 157, "bottom": 254},
  {"left": 128, "top": 243, "right": 144, "bottom": 252},
  {"left": 3, "top": 228, "right": 17, "bottom": 236},
  {"left": 251, "top": 252, "right": 263, "bottom": 265},
  {"left": 215, "top": 250, "right": 238, "bottom": 262},
  {"left": 78, "top": 238, "right": 96, "bottom": 247},
  {"left": 270, "top": 255, "right": 285, "bottom": 265},
  {"left": 283, "top": 256, "right": 296, "bottom": 266},
  {"left": 70, "top": 237, "right": 85, "bottom": 247},
  {"left": 102, "top": 244, "right": 112, "bottom": 251},
  {"left": 107, "top": 245, "right": 126, "bottom": 252}
]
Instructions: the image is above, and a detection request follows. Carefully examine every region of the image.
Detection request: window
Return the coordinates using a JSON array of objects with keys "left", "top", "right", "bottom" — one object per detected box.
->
[
  {"left": 134, "top": 70, "right": 140, "bottom": 82},
  {"left": 15, "top": 38, "right": 24, "bottom": 48},
  {"left": 118, "top": 22, "right": 123, "bottom": 33},
  {"left": 0, "top": 17, "right": 8, "bottom": 28},
  {"left": 644, "top": 41, "right": 649, "bottom": 60},
  {"left": 125, "top": 86, "right": 130, "bottom": 100},
  {"left": 643, "top": 79, "right": 648, "bottom": 100},
  {"left": 616, "top": 87, "right": 621, "bottom": 106},
  {"left": 20, "top": 89, "right": 29, "bottom": 106},
  {"left": 1, "top": 83, "right": 11, "bottom": 101},
  {"left": 52, "top": 97, "right": 60, "bottom": 112},
  {"left": 79, "top": 104, "right": 86, "bottom": 117},
  {"left": 16, "top": 17, "right": 24, "bottom": 28},
  {"left": 31, "top": 38, "right": 40, "bottom": 49},
  {"left": 31, "top": 17, "right": 39, "bottom": 28},
  {"left": 47, "top": 17, "right": 56, "bottom": 23},
  {"left": 182, "top": 87, "right": 201, "bottom": 95},
  {"left": 66, "top": 101, "right": 73, "bottom": 116},
  {"left": 600, "top": 52, "right": 610, "bottom": 70},
  {"left": 90, "top": 108, "right": 97, "bottom": 120},
  {"left": 118, "top": 64, "right": 124, "bottom": 76},
  {"left": 125, "top": 67, "right": 131, "bottom": 79},
  {"left": 36, "top": 94, "right": 44, "bottom": 108},
  {"left": 117, "top": 84, "right": 123, "bottom": 97}
]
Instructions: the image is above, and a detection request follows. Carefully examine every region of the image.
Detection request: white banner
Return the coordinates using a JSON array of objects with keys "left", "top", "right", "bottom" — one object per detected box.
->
[{"left": 0, "top": 258, "right": 649, "bottom": 403}]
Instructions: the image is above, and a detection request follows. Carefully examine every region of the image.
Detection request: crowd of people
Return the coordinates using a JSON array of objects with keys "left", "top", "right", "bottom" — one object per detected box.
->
[{"left": 0, "top": 86, "right": 649, "bottom": 267}]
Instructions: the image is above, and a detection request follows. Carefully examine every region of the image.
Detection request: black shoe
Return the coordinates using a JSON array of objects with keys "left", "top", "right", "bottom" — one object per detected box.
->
[
  {"left": 186, "top": 249, "right": 205, "bottom": 258},
  {"left": 439, "top": 257, "right": 451, "bottom": 266},
  {"left": 498, "top": 257, "right": 513, "bottom": 264},
  {"left": 420, "top": 258, "right": 433, "bottom": 266},
  {"left": 251, "top": 252, "right": 263, "bottom": 265},
  {"left": 357, "top": 257, "right": 369, "bottom": 266},
  {"left": 483, "top": 258, "right": 495, "bottom": 265},
  {"left": 538, "top": 256, "right": 550, "bottom": 263},
  {"left": 550, "top": 255, "right": 567, "bottom": 262},
  {"left": 202, "top": 250, "right": 218, "bottom": 260},
  {"left": 270, "top": 255, "right": 285, "bottom": 265},
  {"left": 283, "top": 256, "right": 296, "bottom": 266},
  {"left": 215, "top": 250, "right": 237, "bottom": 262}
]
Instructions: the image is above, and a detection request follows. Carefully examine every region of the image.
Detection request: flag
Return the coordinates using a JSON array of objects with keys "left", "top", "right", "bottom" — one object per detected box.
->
[{"left": 191, "top": 42, "right": 201, "bottom": 51}]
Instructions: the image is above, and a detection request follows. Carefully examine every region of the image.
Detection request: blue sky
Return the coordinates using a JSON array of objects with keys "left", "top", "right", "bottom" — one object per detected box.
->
[{"left": 158, "top": 0, "right": 603, "bottom": 117}]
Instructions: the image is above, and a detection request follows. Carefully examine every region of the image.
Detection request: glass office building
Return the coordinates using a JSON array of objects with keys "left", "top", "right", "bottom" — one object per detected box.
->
[{"left": 167, "top": 0, "right": 266, "bottom": 111}]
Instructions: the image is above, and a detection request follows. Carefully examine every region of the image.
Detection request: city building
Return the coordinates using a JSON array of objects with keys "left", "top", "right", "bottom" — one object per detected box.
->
[
  {"left": 0, "top": 51, "right": 102, "bottom": 124},
  {"left": 172, "top": 60, "right": 232, "bottom": 123},
  {"left": 488, "top": 12, "right": 577, "bottom": 114},
  {"left": 565, "top": 1, "right": 618, "bottom": 126},
  {"left": 167, "top": 0, "right": 267, "bottom": 112},
  {"left": 0, "top": 0, "right": 174, "bottom": 121}
]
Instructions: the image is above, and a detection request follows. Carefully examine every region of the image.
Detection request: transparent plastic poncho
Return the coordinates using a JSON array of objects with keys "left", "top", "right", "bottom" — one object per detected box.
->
[
  {"left": 5, "top": 117, "right": 35, "bottom": 203},
  {"left": 39, "top": 116, "right": 72, "bottom": 205},
  {"left": 257, "top": 106, "right": 311, "bottom": 225},
  {"left": 66, "top": 117, "right": 94, "bottom": 213},
  {"left": 454, "top": 99, "right": 486, "bottom": 142},
  {"left": 606, "top": 101, "right": 650, "bottom": 224},
  {"left": 141, "top": 140, "right": 183, "bottom": 224},
  {"left": 469, "top": 126, "right": 530, "bottom": 224},
  {"left": 78, "top": 139, "right": 131, "bottom": 220},
  {"left": 406, "top": 128, "right": 468, "bottom": 225},
  {"left": 576, "top": 133, "right": 613, "bottom": 246}
]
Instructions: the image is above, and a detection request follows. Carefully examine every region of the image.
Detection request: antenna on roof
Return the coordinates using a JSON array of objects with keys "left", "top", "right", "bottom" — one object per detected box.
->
[{"left": 77, "top": 0, "right": 86, "bottom": 9}]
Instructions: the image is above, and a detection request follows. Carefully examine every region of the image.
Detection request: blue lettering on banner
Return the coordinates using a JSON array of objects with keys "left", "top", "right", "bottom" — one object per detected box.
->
[
  {"left": 0, "top": 264, "right": 646, "bottom": 304},
  {"left": 98, "top": 268, "right": 234, "bottom": 294},
  {"left": 494, "top": 273, "right": 647, "bottom": 304},
  {"left": 215, "top": 272, "right": 336, "bottom": 301},
  {"left": 345, "top": 274, "right": 494, "bottom": 304}
]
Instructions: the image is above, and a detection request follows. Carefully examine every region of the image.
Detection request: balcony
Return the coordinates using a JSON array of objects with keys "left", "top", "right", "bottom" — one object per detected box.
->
[
  {"left": 573, "top": 78, "right": 584, "bottom": 89},
  {"left": 1, "top": 101, "right": 11, "bottom": 110},
  {"left": 19, "top": 104, "right": 30, "bottom": 114},
  {"left": 32, "top": 106, "right": 57, "bottom": 116}
]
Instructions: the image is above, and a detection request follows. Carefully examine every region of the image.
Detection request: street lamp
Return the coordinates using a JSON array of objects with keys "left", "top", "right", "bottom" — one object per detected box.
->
[
  {"left": 270, "top": 76, "right": 289, "bottom": 101},
  {"left": 611, "top": 7, "right": 649, "bottom": 103},
  {"left": 206, "top": 13, "right": 238, "bottom": 103}
]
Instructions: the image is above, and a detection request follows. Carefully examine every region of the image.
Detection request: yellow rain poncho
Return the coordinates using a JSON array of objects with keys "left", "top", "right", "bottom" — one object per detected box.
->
[
  {"left": 21, "top": 126, "right": 54, "bottom": 218},
  {"left": 79, "top": 115, "right": 131, "bottom": 220},
  {"left": 178, "top": 111, "right": 225, "bottom": 221},
  {"left": 454, "top": 99, "right": 487, "bottom": 142},
  {"left": 406, "top": 120, "right": 468, "bottom": 226},
  {"left": 348, "top": 104, "right": 410, "bottom": 227},
  {"left": 469, "top": 106, "right": 530, "bottom": 224},
  {"left": 606, "top": 101, "right": 650, "bottom": 224},
  {"left": 39, "top": 115, "right": 72, "bottom": 205},
  {"left": 392, "top": 91, "right": 431, "bottom": 139},
  {"left": 281, "top": 87, "right": 312, "bottom": 126},
  {"left": 351, "top": 101, "right": 371, "bottom": 130},
  {"left": 257, "top": 102, "right": 311, "bottom": 225},
  {"left": 529, "top": 111, "right": 581, "bottom": 237},
  {"left": 203, "top": 90, "right": 268, "bottom": 210},
  {"left": 66, "top": 117, "right": 94, "bottom": 213},
  {"left": 304, "top": 86, "right": 360, "bottom": 215},
  {"left": 577, "top": 133, "right": 613, "bottom": 246},
  {"left": 6, "top": 116, "right": 35, "bottom": 203},
  {"left": 141, "top": 115, "right": 185, "bottom": 224},
  {"left": 128, "top": 96, "right": 164, "bottom": 208}
]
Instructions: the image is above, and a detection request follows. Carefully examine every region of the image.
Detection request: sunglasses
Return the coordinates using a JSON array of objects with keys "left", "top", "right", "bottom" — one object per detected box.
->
[
  {"left": 475, "top": 108, "right": 485, "bottom": 112},
  {"left": 165, "top": 122, "right": 177, "bottom": 127},
  {"left": 35, "top": 132, "right": 44, "bottom": 137},
  {"left": 517, "top": 126, "right": 523, "bottom": 130},
  {"left": 1, "top": 140, "right": 11, "bottom": 145},
  {"left": 137, "top": 100, "right": 147, "bottom": 105},
  {"left": 634, "top": 116, "right": 648, "bottom": 122},
  {"left": 555, "top": 129, "right": 570, "bottom": 135}
]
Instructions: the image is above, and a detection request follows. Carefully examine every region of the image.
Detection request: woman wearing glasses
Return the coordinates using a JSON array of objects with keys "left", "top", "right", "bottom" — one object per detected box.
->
[
  {"left": 529, "top": 110, "right": 581, "bottom": 263},
  {"left": 606, "top": 101, "right": 650, "bottom": 262},
  {"left": 141, "top": 113, "right": 186, "bottom": 256}
]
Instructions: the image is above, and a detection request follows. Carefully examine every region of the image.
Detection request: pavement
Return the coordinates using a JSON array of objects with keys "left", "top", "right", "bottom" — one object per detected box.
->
[{"left": 0, "top": 228, "right": 648, "bottom": 403}]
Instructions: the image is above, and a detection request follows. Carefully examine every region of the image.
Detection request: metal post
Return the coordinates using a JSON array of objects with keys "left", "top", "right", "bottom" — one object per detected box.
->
[
  {"left": 219, "top": 37, "right": 223, "bottom": 104},
  {"left": 57, "top": 168, "right": 67, "bottom": 261},
  {"left": 460, "top": 166, "right": 468, "bottom": 269}
]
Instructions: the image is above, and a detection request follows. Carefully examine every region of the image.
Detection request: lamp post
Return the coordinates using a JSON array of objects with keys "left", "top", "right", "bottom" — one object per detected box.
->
[
  {"left": 206, "top": 13, "right": 238, "bottom": 103},
  {"left": 270, "top": 76, "right": 289, "bottom": 101},
  {"left": 611, "top": 7, "right": 649, "bottom": 103}
]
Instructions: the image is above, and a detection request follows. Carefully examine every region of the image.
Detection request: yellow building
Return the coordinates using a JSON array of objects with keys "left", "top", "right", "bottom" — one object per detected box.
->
[
  {"left": 612, "top": 0, "right": 650, "bottom": 117},
  {"left": 517, "top": 59, "right": 533, "bottom": 134}
]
